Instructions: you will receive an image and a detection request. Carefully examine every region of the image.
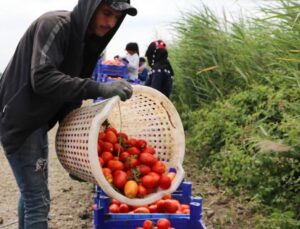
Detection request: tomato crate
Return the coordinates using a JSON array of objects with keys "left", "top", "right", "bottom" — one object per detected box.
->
[
  {"left": 96, "top": 63, "right": 129, "bottom": 82},
  {"left": 92, "top": 181, "right": 206, "bottom": 229}
]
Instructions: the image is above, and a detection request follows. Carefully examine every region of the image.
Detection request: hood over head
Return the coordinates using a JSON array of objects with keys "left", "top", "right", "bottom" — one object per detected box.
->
[{"left": 71, "top": 0, "right": 136, "bottom": 42}]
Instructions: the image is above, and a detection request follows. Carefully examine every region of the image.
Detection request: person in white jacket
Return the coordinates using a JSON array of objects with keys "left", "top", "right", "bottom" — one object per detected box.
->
[{"left": 124, "top": 42, "right": 139, "bottom": 81}]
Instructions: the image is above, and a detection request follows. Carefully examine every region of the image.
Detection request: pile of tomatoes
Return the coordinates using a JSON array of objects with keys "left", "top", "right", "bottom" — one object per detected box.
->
[
  {"left": 108, "top": 194, "right": 190, "bottom": 214},
  {"left": 136, "top": 218, "right": 174, "bottom": 229},
  {"left": 98, "top": 127, "right": 175, "bottom": 199}
]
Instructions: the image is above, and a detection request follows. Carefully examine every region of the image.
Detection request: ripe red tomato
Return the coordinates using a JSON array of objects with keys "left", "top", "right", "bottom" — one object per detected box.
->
[
  {"left": 101, "top": 151, "right": 114, "bottom": 164},
  {"left": 148, "top": 172, "right": 160, "bottom": 187},
  {"left": 119, "top": 151, "right": 130, "bottom": 162},
  {"left": 137, "top": 184, "right": 147, "bottom": 198},
  {"left": 109, "top": 203, "right": 120, "bottom": 213},
  {"left": 137, "top": 164, "right": 151, "bottom": 176},
  {"left": 113, "top": 170, "right": 127, "bottom": 189},
  {"left": 119, "top": 203, "right": 130, "bottom": 213},
  {"left": 151, "top": 161, "right": 166, "bottom": 174},
  {"left": 107, "top": 160, "right": 124, "bottom": 172},
  {"left": 105, "top": 130, "right": 118, "bottom": 144},
  {"left": 101, "top": 141, "right": 114, "bottom": 152},
  {"left": 135, "top": 139, "right": 147, "bottom": 149},
  {"left": 105, "top": 127, "right": 118, "bottom": 135},
  {"left": 117, "top": 132, "right": 128, "bottom": 141},
  {"left": 139, "top": 153, "right": 157, "bottom": 166},
  {"left": 114, "top": 143, "right": 124, "bottom": 154},
  {"left": 163, "top": 199, "right": 179, "bottom": 213},
  {"left": 141, "top": 175, "right": 156, "bottom": 188},
  {"left": 148, "top": 204, "right": 158, "bottom": 213},
  {"left": 127, "top": 146, "right": 140, "bottom": 156},
  {"left": 159, "top": 174, "right": 172, "bottom": 189},
  {"left": 142, "top": 146, "right": 156, "bottom": 155},
  {"left": 156, "top": 218, "right": 171, "bottom": 229},
  {"left": 143, "top": 219, "right": 153, "bottom": 229}
]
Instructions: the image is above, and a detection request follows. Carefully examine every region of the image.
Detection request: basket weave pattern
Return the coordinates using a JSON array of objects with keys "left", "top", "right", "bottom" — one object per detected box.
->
[{"left": 55, "top": 85, "right": 185, "bottom": 206}]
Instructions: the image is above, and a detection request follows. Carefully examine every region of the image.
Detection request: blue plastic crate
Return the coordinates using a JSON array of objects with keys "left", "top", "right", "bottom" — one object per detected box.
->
[
  {"left": 97, "top": 63, "right": 129, "bottom": 81},
  {"left": 92, "top": 181, "right": 206, "bottom": 229}
]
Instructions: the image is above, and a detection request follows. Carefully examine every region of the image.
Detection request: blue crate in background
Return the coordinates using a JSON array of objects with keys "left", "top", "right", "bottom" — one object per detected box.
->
[
  {"left": 96, "top": 62, "right": 129, "bottom": 82},
  {"left": 93, "top": 181, "right": 206, "bottom": 229}
]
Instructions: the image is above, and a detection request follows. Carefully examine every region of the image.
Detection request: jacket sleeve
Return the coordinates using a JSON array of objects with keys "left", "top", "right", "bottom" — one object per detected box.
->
[{"left": 30, "top": 16, "right": 100, "bottom": 101}]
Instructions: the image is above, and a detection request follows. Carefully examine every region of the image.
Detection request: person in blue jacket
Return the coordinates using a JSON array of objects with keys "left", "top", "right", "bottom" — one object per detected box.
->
[
  {"left": 145, "top": 40, "right": 174, "bottom": 97},
  {"left": 0, "top": 0, "right": 137, "bottom": 228}
]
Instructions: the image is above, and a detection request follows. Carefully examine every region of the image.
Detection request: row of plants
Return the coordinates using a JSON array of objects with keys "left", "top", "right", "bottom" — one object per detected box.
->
[{"left": 169, "top": 0, "right": 300, "bottom": 228}]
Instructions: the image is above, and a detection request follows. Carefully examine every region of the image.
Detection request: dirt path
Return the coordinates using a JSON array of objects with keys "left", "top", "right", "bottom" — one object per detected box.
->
[{"left": 0, "top": 125, "right": 94, "bottom": 229}]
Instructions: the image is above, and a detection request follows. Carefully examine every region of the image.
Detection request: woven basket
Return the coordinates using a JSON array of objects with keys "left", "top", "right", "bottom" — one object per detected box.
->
[{"left": 55, "top": 85, "right": 185, "bottom": 206}]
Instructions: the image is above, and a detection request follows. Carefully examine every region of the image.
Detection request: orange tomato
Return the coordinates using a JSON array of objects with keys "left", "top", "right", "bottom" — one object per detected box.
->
[
  {"left": 124, "top": 180, "right": 138, "bottom": 198},
  {"left": 133, "top": 207, "right": 150, "bottom": 214}
]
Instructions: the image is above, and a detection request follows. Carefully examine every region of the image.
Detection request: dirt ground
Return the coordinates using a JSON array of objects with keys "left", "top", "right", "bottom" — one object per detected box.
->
[{"left": 0, "top": 124, "right": 252, "bottom": 229}]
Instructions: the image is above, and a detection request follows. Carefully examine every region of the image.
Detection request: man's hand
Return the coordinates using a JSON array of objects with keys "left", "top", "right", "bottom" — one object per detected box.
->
[{"left": 98, "top": 80, "right": 133, "bottom": 101}]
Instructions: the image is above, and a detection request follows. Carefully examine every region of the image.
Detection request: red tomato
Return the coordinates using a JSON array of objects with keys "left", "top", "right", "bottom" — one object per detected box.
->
[
  {"left": 127, "top": 146, "right": 140, "bottom": 156},
  {"left": 101, "top": 151, "right": 114, "bottom": 164},
  {"left": 137, "top": 184, "right": 147, "bottom": 198},
  {"left": 125, "top": 157, "right": 139, "bottom": 169},
  {"left": 135, "top": 139, "right": 147, "bottom": 150},
  {"left": 148, "top": 204, "right": 158, "bottom": 213},
  {"left": 98, "top": 132, "right": 106, "bottom": 142},
  {"left": 126, "top": 138, "right": 137, "bottom": 147},
  {"left": 113, "top": 170, "right": 127, "bottom": 189},
  {"left": 156, "top": 200, "right": 166, "bottom": 213},
  {"left": 107, "top": 160, "right": 125, "bottom": 172},
  {"left": 101, "top": 141, "right": 114, "bottom": 152},
  {"left": 120, "top": 151, "right": 130, "bottom": 162},
  {"left": 117, "top": 132, "right": 128, "bottom": 141},
  {"left": 141, "top": 175, "right": 156, "bottom": 188},
  {"left": 109, "top": 203, "right": 120, "bottom": 213},
  {"left": 148, "top": 172, "right": 160, "bottom": 187},
  {"left": 98, "top": 157, "right": 104, "bottom": 167},
  {"left": 119, "top": 203, "right": 130, "bottom": 213},
  {"left": 143, "top": 219, "right": 153, "bottom": 229},
  {"left": 156, "top": 218, "right": 171, "bottom": 229},
  {"left": 102, "top": 168, "right": 113, "bottom": 183},
  {"left": 164, "top": 199, "right": 178, "bottom": 213},
  {"left": 114, "top": 143, "right": 124, "bottom": 154},
  {"left": 151, "top": 161, "right": 166, "bottom": 174},
  {"left": 159, "top": 174, "right": 172, "bottom": 190},
  {"left": 142, "top": 146, "right": 156, "bottom": 155},
  {"left": 137, "top": 164, "right": 151, "bottom": 176},
  {"left": 139, "top": 153, "right": 157, "bottom": 166},
  {"left": 110, "top": 198, "right": 121, "bottom": 205},
  {"left": 105, "top": 127, "right": 118, "bottom": 135},
  {"left": 105, "top": 130, "right": 118, "bottom": 144}
]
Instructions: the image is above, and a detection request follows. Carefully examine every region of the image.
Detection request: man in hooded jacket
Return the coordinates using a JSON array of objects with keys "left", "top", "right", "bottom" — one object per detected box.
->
[{"left": 0, "top": 0, "right": 137, "bottom": 228}]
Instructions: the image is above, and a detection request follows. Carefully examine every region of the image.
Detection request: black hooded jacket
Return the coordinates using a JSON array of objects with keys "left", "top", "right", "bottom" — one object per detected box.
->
[{"left": 0, "top": 0, "right": 129, "bottom": 154}]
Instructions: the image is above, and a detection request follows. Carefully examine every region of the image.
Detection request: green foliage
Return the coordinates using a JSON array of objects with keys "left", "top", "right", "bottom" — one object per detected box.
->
[{"left": 169, "top": 0, "right": 300, "bottom": 224}]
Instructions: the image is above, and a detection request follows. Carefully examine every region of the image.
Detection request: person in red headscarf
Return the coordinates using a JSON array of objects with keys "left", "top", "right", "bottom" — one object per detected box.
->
[{"left": 145, "top": 40, "right": 174, "bottom": 97}]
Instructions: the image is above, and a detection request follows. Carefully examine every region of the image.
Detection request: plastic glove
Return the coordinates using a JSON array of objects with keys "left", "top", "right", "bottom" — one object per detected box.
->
[{"left": 97, "top": 80, "right": 133, "bottom": 101}]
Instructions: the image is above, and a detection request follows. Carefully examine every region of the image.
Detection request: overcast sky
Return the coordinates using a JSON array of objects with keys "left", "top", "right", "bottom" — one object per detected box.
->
[{"left": 0, "top": 0, "right": 263, "bottom": 72}]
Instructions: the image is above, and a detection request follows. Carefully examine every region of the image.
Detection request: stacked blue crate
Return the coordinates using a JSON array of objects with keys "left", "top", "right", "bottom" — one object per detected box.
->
[{"left": 92, "top": 181, "right": 206, "bottom": 229}]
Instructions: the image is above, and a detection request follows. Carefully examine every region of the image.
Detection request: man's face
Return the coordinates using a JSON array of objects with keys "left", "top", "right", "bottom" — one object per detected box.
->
[{"left": 88, "top": 3, "right": 123, "bottom": 37}]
